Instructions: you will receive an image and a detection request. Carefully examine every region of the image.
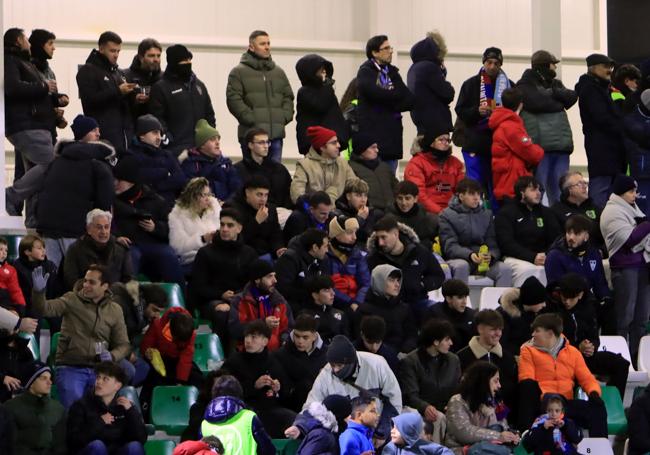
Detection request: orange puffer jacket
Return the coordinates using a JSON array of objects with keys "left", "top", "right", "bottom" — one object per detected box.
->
[{"left": 518, "top": 336, "right": 600, "bottom": 400}]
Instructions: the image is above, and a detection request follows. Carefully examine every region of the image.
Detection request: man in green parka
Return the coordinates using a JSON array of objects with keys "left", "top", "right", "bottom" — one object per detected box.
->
[{"left": 226, "top": 30, "right": 294, "bottom": 162}]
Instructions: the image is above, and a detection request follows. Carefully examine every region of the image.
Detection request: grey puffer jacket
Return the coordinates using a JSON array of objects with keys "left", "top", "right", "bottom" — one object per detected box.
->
[
  {"left": 438, "top": 196, "right": 501, "bottom": 261},
  {"left": 444, "top": 394, "right": 507, "bottom": 454}
]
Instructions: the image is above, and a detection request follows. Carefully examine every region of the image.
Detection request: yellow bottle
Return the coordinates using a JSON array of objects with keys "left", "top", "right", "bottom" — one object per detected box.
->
[{"left": 477, "top": 244, "right": 489, "bottom": 274}]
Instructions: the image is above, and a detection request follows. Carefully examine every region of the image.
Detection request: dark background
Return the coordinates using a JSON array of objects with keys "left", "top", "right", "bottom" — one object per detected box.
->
[{"left": 608, "top": 0, "right": 650, "bottom": 64}]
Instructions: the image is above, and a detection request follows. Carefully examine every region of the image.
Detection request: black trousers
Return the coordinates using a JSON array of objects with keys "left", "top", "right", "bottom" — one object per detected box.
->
[
  {"left": 585, "top": 350, "right": 629, "bottom": 400},
  {"left": 517, "top": 379, "right": 607, "bottom": 437}
]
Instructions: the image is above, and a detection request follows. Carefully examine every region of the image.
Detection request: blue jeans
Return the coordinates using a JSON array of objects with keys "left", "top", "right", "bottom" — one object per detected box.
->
[
  {"left": 130, "top": 243, "right": 185, "bottom": 288},
  {"left": 462, "top": 149, "right": 497, "bottom": 209},
  {"left": 79, "top": 440, "right": 144, "bottom": 455},
  {"left": 535, "top": 151, "right": 570, "bottom": 206},
  {"left": 55, "top": 366, "right": 96, "bottom": 409},
  {"left": 589, "top": 175, "right": 615, "bottom": 209}
]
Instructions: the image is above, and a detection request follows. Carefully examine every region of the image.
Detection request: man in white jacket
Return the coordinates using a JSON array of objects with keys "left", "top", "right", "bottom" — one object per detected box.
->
[{"left": 302, "top": 335, "right": 402, "bottom": 440}]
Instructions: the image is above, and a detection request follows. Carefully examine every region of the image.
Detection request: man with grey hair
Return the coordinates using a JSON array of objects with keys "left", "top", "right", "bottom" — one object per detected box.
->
[
  {"left": 226, "top": 30, "right": 294, "bottom": 161},
  {"left": 550, "top": 170, "right": 605, "bottom": 253},
  {"left": 63, "top": 209, "right": 133, "bottom": 290}
]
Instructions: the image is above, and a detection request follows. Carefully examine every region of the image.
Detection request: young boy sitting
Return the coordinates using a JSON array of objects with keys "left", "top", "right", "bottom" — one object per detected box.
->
[
  {"left": 386, "top": 180, "right": 439, "bottom": 251},
  {"left": 383, "top": 412, "right": 453, "bottom": 455},
  {"left": 139, "top": 307, "right": 202, "bottom": 414},
  {"left": 0, "top": 237, "right": 25, "bottom": 313},
  {"left": 522, "top": 394, "right": 582, "bottom": 455},
  {"left": 339, "top": 395, "right": 380, "bottom": 455},
  {"left": 299, "top": 275, "right": 350, "bottom": 343},
  {"left": 488, "top": 87, "right": 544, "bottom": 203},
  {"left": 426, "top": 279, "right": 476, "bottom": 352}
]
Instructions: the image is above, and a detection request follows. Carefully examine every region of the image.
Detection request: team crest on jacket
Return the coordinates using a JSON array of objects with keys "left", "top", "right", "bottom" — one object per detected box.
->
[
  {"left": 585, "top": 210, "right": 596, "bottom": 219},
  {"left": 536, "top": 218, "right": 544, "bottom": 228},
  {"left": 589, "top": 260, "right": 597, "bottom": 271}
]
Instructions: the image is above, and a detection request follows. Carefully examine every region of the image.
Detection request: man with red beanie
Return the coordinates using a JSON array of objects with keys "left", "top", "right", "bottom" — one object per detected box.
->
[{"left": 290, "top": 125, "right": 356, "bottom": 204}]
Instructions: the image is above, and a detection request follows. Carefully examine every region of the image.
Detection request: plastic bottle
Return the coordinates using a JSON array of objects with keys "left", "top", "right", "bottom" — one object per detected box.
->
[{"left": 477, "top": 244, "right": 490, "bottom": 274}]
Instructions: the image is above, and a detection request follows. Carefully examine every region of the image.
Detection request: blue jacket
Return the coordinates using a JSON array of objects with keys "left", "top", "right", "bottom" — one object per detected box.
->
[
  {"left": 125, "top": 138, "right": 188, "bottom": 207},
  {"left": 545, "top": 236, "right": 611, "bottom": 301},
  {"left": 180, "top": 148, "right": 241, "bottom": 201},
  {"left": 201, "top": 395, "right": 275, "bottom": 455},
  {"left": 326, "top": 246, "right": 371, "bottom": 308},
  {"left": 339, "top": 421, "right": 375, "bottom": 455},
  {"left": 623, "top": 104, "right": 650, "bottom": 180},
  {"left": 383, "top": 412, "right": 453, "bottom": 455},
  {"left": 295, "top": 402, "right": 339, "bottom": 455}
]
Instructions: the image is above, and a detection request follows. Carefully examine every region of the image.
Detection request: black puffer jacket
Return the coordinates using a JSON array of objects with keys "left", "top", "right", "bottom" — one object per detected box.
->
[
  {"left": 385, "top": 202, "right": 438, "bottom": 252},
  {"left": 357, "top": 59, "right": 414, "bottom": 160},
  {"left": 149, "top": 70, "right": 215, "bottom": 154},
  {"left": 4, "top": 46, "right": 53, "bottom": 135},
  {"left": 234, "top": 156, "right": 293, "bottom": 209},
  {"left": 295, "top": 54, "right": 349, "bottom": 155},
  {"left": 36, "top": 140, "right": 115, "bottom": 238},
  {"left": 356, "top": 291, "right": 417, "bottom": 353},
  {"left": 112, "top": 184, "right": 170, "bottom": 245},
  {"left": 407, "top": 36, "right": 455, "bottom": 134},
  {"left": 76, "top": 49, "right": 133, "bottom": 154},
  {"left": 0, "top": 335, "right": 34, "bottom": 403}
]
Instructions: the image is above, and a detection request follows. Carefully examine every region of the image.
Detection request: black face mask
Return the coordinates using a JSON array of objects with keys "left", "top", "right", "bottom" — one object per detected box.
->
[
  {"left": 333, "top": 362, "right": 356, "bottom": 380},
  {"left": 331, "top": 237, "right": 354, "bottom": 254},
  {"left": 170, "top": 62, "right": 192, "bottom": 81},
  {"left": 431, "top": 148, "right": 452, "bottom": 160}
]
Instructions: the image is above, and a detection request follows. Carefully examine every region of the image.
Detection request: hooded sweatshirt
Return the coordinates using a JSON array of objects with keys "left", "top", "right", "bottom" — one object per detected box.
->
[{"left": 383, "top": 412, "right": 453, "bottom": 455}]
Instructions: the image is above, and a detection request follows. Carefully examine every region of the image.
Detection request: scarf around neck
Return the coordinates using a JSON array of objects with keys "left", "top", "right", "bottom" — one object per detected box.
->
[
  {"left": 372, "top": 59, "right": 394, "bottom": 90},
  {"left": 479, "top": 68, "right": 511, "bottom": 109}
]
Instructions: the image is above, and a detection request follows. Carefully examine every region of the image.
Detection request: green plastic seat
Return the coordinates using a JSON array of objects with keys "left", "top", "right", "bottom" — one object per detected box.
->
[
  {"left": 19, "top": 332, "right": 40, "bottom": 361},
  {"left": 48, "top": 332, "right": 60, "bottom": 366},
  {"left": 602, "top": 385, "right": 627, "bottom": 435},
  {"left": 144, "top": 440, "right": 175, "bottom": 455},
  {"left": 6, "top": 235, "right": 23, "bottom": 262},
  {"left": 150, "top": 385, "right": 198, "bottom": 436},
  {"left": 142, "top": 282, "right": 185, "bottom": 309},
  {"left": 194, "top": 333, "right": 225, "bottom": 374},
  {"left": 192, "top": 308, "right": 211, "bottom": 329},
  {"left": 117, "top": 386, "right": 154, "bottom": 436},
  {"left": 272, "top": 439, "right": 300, "bottom": 455},
  {"left": 513, "top": 444, "right": 532, "bottom": 455}
]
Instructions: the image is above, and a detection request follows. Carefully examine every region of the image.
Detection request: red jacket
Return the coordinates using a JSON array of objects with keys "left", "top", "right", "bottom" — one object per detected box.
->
[
  {"left": 489, "top": 107, "right": 544, "bottom": 201},
  {"left": 235, "top": 284, "right": 290, "bottom": 351},
  {"left": 0, "top": 261, "right": 25, "bottom": 307},
  {"left": 173, "top": 440, "right": 221, "bottom": 455},
  {"left": 404, "top": 151, "right": 465, "bottom": 214},
  {"left": 140, "top": 307, "right": 196, "bottom": 382}
]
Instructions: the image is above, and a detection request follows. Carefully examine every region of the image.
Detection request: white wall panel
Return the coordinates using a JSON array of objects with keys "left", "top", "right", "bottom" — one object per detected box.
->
[{"left": 3, "top": 0, "right": 607, "bottom": 167}]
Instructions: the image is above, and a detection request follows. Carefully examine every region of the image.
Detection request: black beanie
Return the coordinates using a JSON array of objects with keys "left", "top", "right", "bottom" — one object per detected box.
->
[
  {"left": 483, "top": 47, "right": 503, "bottom": 64},
  {"left": 166, "top": 44, "right": 193, "bottom": 66},
  {"left": 248, "top": 259, "right": 274, "bottom": 282},
  {"left": 326, "top": 335, "right": 357, "bottom": 364},
  {"left": 20, "top": 361, "right": 51, "bottom": 391},
  {"left": 136, "top": 114, "right": 163, "bottom": 136},
  {"left": 519, "top": 277, "right": 547, "bottom": 305},
  {"left": 71, "top": 114, "right": 99, "bottom": 140},
  {"left": 322, "top": 394, "right": 352, "bottom": 422},
  {"left": 352, "top": 132, "right": 376, "bottom": 155},
  {"left": 113, "top": 156, "right": 140, "bottom": 183},
  {"left": 420, "top": 125, "right": 452, "bottom": 151},
  {"left": 611, "top": 174, "right": 637, "bottom": 196}
]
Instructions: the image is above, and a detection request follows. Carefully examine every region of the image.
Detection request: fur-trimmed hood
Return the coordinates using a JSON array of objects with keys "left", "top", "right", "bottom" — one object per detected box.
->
[
  {"left": 366, "top": 221, "right": 420, "bottom": 254},
  {"left": 54, "top": 138, "right": 117, "bottom": 165},
  {"left": 467, "top": 336, "right": 503, "bottom": 359},
  {"left": 498, "top": 288, "right": 521, "bottom": 318},
  {"left": 307, "top": 401, "right": 339, "bottom": 432}
]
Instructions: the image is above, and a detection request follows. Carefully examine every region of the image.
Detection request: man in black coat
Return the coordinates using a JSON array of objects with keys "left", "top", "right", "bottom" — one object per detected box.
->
[
  {"left": 275, "top": 229, "right": 329, "bottom": 313},
  {"left": 457, "top": 309, "right": 518, "bottom": 414},
  {"left": 366, "top": 215, "right": 445, "bottom": 317},
  {"left": 66, "top": 361, "right": 147, "bottom": 454},
  {"left": 76, "top": 31, "right": 135, "bottom": 155},
  {"left": 495, "top": 176, "right": 561, "bottom": 287},
  {"left": 575, "top": 53, "right": 625, "bottom": 208},
  {"left": 426, "top": 279, "right": 476, "bottom": 352},
  {"left": 123, "top": 38, "right": 162, "bottom": 124},
  {"left": 273, "top": 314, "right": 328, "bottom": 411},
  {"left": 407, "top": 32, "right": 455, "bottom": 135},
  {"left": 189, "top": 207, "right": 258, "bottom": 345},
  {"left": 4, "top": 28, "right": 61, "bottom": 223},
  {"left": 357, "top": 35, "right": 414, "bottom": 171},
  {"left": 455, "top": 47, "right": 514, "bottom": 204},
  {"left": 111, "top": 156, "right": 184, "bottom": 287},
  {"left": 234, "top": 128, "right": 293, "bottom": 211},
  {"left": 149, "top": 44, "right": 215, "bottom": 155},
  {"left": 36, "top": 115, "right": 115, "bottom": 267},
  {"left": 283, "top": 191, "right": 333, "bottom": 245},
  {"left": 224, "top": 175, "right": 285, "bottom": 261},
  {"left": 295, "top": 54, "right": 349, "bottom": 155}
]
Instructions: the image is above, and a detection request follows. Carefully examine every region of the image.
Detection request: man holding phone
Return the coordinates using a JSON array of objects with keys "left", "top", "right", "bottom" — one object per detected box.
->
[{"left": 111, "top": 156, "right": 185, "bottom": 288}]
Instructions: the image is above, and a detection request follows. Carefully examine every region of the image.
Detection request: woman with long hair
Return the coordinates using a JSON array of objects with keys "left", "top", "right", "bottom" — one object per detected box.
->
[
  {"left": 445, "top": 361, "right": 519, "bottom": 454},
  {"left": 169, "top": 177, "right": 221, "bottom": 272}
]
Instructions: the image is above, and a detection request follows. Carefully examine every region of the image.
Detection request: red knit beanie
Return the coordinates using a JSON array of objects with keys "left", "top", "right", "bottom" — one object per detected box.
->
[{"left": 306, "top": 126, "right": 337, "bottom": 151}]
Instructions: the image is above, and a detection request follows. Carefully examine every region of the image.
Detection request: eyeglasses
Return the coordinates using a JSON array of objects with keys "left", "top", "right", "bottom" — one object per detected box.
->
[
  {"left": 436, "top": 137, "right": 451, "bottom": 143},
  {"left": 569, "top": 181, "right": 588, "bottom": 188},
  {"left": 379, "top": 46, "right": 393, "bottom": 52},
  {"left": 252, "top": 140, "right": 271, "bottom": 145}
]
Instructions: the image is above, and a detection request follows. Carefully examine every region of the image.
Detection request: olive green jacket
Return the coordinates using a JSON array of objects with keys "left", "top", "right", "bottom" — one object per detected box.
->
[{"left": 226, "top": 51, "right": 294, "bottom": 140}]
